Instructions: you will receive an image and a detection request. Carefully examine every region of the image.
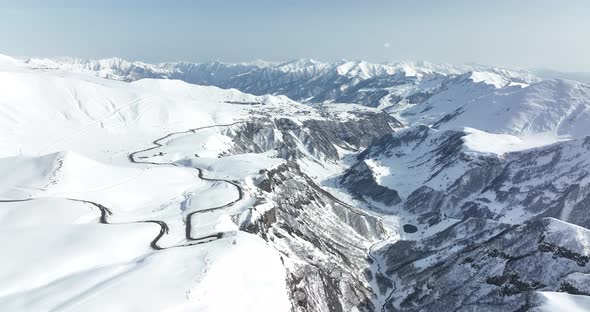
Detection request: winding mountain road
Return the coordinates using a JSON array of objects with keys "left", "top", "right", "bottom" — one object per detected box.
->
[
  {"left": 127, "top": 121, "right": 246, "bottom": 247},
  {"left": 0, "top": 197, "right": 169, "bottom": 250},
  {"left": 0, "top": 122, "right": 246, "bottom": 251}
]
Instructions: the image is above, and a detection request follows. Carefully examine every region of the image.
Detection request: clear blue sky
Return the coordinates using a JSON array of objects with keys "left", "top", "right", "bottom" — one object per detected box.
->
[{"left": 1, "top": 0, "right": 589, "bottom": 71}]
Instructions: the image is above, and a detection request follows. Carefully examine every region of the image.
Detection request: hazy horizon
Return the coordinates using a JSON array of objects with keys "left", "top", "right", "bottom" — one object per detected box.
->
[{"left": 1, "top": 0, "right": 589, "bottom": 72}]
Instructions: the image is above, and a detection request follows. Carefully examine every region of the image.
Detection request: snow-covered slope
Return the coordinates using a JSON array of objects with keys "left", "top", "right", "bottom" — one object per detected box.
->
[
  {"left": 343, "top": 125, "right": 590, "bottom": 227},
  {"left": 0, "top": 56, "right": 304, "bottom": 312},
  {"left": 375, "top": 217, "right": 590, "bottom": 311},
  {"left": 3, "top": 53, "right": 590, "bottom": 311},
  {"left": 404, "top": 78, "right": 590, "bottom": 139},
  {"left": 0, "top": 58, "right": 308, "bottom": 161},
  {"left": 0, "top": 55, "right": 397, "bottom": 312}
]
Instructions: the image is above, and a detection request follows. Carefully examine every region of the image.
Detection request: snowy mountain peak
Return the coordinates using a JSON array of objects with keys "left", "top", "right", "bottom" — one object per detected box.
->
[
  {"left": 335, "top": 60, "right": 397, "bottom": 79},
  {"left": 18, "top": 55, "right": 549, "bottom": 111},
  {"left": 466, "top": 71, "right": 511, "bottom": 88},
  {"left": 276, "top": 58, "right": 325, "bottom": 70},
  {"left": 238, "top": 59, "right": 278, "bottom": 68}
]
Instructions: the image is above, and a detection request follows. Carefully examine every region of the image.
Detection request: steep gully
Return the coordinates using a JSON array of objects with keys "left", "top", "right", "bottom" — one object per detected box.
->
[{"left": 368, "top": 236, "right": 397, "bottom": 312}]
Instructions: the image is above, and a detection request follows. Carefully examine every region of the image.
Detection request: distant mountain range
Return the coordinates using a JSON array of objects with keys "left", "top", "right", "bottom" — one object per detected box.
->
[{"left": 26, "top": 57, "right": 540, "bottom": 107}]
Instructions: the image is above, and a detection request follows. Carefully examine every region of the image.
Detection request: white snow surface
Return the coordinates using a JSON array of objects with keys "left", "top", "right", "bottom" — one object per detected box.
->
[
  {"left": 404, "top": 77, "right": 590, "bottom": 140},
  {"left": 0, "top": 55, "right": 291, "bottom": 311},
  {"left": 365, "top": 126, "right": 556, "bottom": 200},
  {"left": 461, "top": 127, "right": 562, "bottom": 155},
  {"left": 468, "top": 71, "right": 510, "bottom": 88},
  {"left": 535, "top": 292, "right": 590, "bottom": 312}
]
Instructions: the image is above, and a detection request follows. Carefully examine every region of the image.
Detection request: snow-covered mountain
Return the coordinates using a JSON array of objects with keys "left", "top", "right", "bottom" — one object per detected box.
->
[
  {"left": 339, "top": 122, "right": 590, "bottom": 310},
  {"left": 403, "top": 78, "right": 590, "bottom": 139},
  {"left": 0, "top": 55, "right": 398, "bottom": 312},
  {"left": 342, "top": 125, "right": 590, "bottom": 225},
  {"left": 2, "top": 53, "right": 590, "bottom": 312},
  {"left": 377, "top": 217, "right": 590, "bottom": 311},
  {"left": 25, "top": 56, "right": 540, "bottom": 108}
]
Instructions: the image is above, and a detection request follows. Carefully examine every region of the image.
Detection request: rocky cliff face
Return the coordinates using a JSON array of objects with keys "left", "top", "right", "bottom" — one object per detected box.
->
[
  {"left": 217, "top": 113, "right": 409, "bottom": 311},
  {"left": 342, "top": 126, "right": 590, "bottom": 228},
  {"left": 244, "top": 162, "right": 385, "bottom": 312},
  {"left": 222, "top": 114, "right": 402, "bottom": 311},
  {"left": 214, "top": 112, "right": 402, "bottom": 162},
  {"left": 130, "top": 110, "right": 401, "bottom": 311},
  {"left": 338, "top": 124, "right": 590, "bottom": 310}
]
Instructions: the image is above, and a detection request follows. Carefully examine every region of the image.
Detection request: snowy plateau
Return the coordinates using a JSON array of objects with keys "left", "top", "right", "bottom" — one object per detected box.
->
[{"left": 0, "top": 54, "right": 590, "bottom": 312}]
